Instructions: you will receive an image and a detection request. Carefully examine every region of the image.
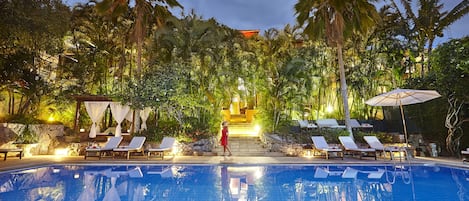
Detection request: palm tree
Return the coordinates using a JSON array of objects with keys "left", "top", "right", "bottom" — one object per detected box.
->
[
  {"left": 257, "top": 26, "right": 314, "bottom": 132},
  {"left": 391, "top": 0, "right": 469, "bottom": 75},
  {"left": 295, "top": 0, "right": 380, "bottom": 135},
  {"left": 96, "top": 0, "right": 182, "bottom": 79},
  {"left": 68, "top": 3, "right": 132, "bottom": 95}
]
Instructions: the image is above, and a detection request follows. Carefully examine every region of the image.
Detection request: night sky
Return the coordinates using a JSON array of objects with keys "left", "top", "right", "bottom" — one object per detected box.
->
[{"left": 66, "top": 0, "right": 468, "bottom": 45}]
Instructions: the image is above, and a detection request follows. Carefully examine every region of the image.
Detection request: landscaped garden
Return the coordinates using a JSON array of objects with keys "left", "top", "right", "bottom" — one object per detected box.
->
[{"left": 0, "top": 0, "right": 468, "bottom": 158}]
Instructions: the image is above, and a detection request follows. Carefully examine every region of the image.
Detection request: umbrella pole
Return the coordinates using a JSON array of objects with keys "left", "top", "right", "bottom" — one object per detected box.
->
[{"left": 399, "top": 103, "right": 409, "bottom": 147}]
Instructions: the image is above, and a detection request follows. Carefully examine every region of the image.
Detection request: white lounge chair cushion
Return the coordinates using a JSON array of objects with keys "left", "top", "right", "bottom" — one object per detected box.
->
[
  {"left": 363, "top": 136, "right": 385, "bottom": 149},
  {"left": 339, "top": 136, "right": 375, "bottom": 152},
  {"left": 462, "top": 149, "right": 469, "bottom": 155},
  {"left": 311, "top": 136, "right": 342, "bottom": 151},
  {"left": 364, "top": 136, "right": 401, "bottom": 151},
  {"left": 298, "top": 120, "right": 317, "bottom": 129},
  {"left": 148, "top": 137, "right": 176, "bottom": 151},
  {"left": 316, "top": 119, "right": 346, "bottom": 128},
  {"left": 86, "top": 137, "right": 123, "bottom": 151},
  {"left": 349, "top": 119, "right": 362, "bottom": 128},
  {"left": 114, "top": 136, "right": 146, "bottom": 151}
]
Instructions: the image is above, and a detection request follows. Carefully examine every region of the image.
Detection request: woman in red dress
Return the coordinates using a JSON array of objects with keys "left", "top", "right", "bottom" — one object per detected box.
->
[{"left": 220, "top": 121, "right": 232, "bottom": 156}]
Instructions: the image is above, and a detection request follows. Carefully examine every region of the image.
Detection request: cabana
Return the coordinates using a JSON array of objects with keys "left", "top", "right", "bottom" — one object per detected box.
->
[{"left": 73, "top": 95, "right": 152, "bottom": 139}]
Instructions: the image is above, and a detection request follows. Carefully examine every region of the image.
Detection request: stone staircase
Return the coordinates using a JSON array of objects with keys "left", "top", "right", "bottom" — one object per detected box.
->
[
  {"left": 227, "top": 122, "right": 259, "bottom": 137},
  {"left": 214, "top": 136, "right": 268, "bottom": 156},
  {"left": 213, "top": 114, "right": 285, "bottom": 156}
]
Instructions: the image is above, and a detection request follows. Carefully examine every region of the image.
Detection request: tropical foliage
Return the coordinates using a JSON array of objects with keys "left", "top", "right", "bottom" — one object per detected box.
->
[
  {"left": 294, "top": 0, "right": 380, "bottom": 135},
  {"left": 0, "top": 0, "right": 468, "bottom": 156}
]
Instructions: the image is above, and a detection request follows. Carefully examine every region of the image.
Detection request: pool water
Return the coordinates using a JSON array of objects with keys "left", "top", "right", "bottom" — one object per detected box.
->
[{"left": 0, "top": 164, "right": 468, "bottom": 201}]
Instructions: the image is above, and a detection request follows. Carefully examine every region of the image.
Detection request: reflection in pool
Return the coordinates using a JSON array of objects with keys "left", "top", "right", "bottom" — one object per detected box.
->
[{"left": 0, "top": 164, "right": 468, "bottom": 201}]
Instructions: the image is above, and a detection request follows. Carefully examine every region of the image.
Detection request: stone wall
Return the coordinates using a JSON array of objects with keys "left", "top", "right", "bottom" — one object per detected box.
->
[{"left": 0, "top": 123, "right": 64, "bottom": 155}]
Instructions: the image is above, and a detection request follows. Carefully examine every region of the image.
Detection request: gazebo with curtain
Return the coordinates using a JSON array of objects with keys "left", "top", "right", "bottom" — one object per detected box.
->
[{"left": 73, "top": 95, "right": 151, "bottom": 139}]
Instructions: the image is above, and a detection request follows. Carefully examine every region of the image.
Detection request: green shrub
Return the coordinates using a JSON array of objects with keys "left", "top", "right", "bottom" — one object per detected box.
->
[
  {"left": 6, "top": 114, "right": 44, "bottom": 124},
  {"left": 136, "top": 120, "right": 180, "bottom": 142},
  {"left": 353, "top": 131, "right": 394, "bottom": 143}
]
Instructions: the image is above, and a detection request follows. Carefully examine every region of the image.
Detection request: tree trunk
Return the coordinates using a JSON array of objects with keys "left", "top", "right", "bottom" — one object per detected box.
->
[
  {"left": 337, "top": 45, "right": 352, "bottom": 136},
  {"left": 8, "top": 89, "right": 14, "bottom": 115},
  {"left": 136, "top": 38, "right": 143, "bottom": 79},
  {"left": 427, "top": 37, "right": 435, "bottom": 71},
  {"left": 445, "top": 95, "right": 465, "bottom": 154}
]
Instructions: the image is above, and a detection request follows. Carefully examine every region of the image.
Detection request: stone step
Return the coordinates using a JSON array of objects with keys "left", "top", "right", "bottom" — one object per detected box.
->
[
  {"left": 229, "top": 114, "right": 247, "bottom": 123},
  {"left": 227, "top": 123, "right": 259, "bottom": 137},
  {"left": 215, "top": 136, "right": 278, "bottom": 156}
]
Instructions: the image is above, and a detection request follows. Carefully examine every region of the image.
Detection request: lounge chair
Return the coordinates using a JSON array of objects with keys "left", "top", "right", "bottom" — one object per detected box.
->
[
  {"left": 349, "top": 119, "right": 362, "bottom": 129},
  {"left": 298, "top": 120, "right": 317, "bottom": 130},
  {"left": 364, "top": 136, "right": 404, "bottom": 160},
  {"left": 310, "top": 136, "right": 343, "bottom": 159},
  {"left": 113, "top": 136, "right": 146, "bottom": 159},
  {"left": 350, "top": 119, "right": 374, "bottom": 130},
  {"left": 316, "top": 119, "right": 346, "bottom": 129},
  {"left": 84, "top": 136, "right": 123, "bottom": 159},
  {"left": 462, "top": 148, "right": 469, "bottom": 162},
  {"left": 338, "top": 136, "right": 377, "bottom": 160},
  {"left": 0, "top": 148, "right": 23, "bottom": 160},
  {"left": 147, "top": 137, "right": 177, "bottom": 159}
]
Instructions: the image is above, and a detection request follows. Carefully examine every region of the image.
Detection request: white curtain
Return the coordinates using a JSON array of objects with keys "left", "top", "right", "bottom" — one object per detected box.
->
[
  {"left": 84, "top": 101, "right": 109, "bottom": 138},
  {"left": 110, "top": 102, "right": 130, "bottom": 137},
  {"left": 139, "top": 107, "right": 152, "bottom": 131},
  {"left": 125, "top": 109, "right": 134, "bottom": 122},
  {"left": 125, "top": 109, "right": 134, "bottom": 133}
]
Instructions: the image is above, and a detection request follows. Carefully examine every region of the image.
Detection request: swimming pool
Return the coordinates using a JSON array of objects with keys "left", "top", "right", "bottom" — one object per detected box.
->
[{"left": 0, "top": 163, "right": 468, "bottom": 201}]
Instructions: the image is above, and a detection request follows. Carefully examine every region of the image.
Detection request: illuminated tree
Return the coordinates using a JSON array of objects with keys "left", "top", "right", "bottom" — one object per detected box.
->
[{"left": 295, "top": 0, "right": 380, "bottom": 135}]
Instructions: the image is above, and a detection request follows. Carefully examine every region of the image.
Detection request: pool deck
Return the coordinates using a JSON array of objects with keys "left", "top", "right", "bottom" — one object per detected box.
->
[{"left": 1, "top": 154, "right": 468, "bottom": 172}]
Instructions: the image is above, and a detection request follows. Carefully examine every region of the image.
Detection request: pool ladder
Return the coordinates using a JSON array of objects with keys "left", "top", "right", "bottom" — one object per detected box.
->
[
  {"left": 384, "top": 146, "right": 413, "bottom": 185},
  {"left": 382, "top": 145, "right": 412, "bottom": 162}
]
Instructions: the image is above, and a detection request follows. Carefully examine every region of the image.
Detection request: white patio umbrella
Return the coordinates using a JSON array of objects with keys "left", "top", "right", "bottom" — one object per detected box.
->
[{"left": 365, "top": 88, "right": 441, "bottom": 145}]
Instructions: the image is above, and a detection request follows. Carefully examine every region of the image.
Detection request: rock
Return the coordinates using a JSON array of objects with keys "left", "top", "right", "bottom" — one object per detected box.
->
[
  {"left": 178, "top": 138, "right": 215, "bottom": 155},
  {"left": 0, "top": 127, "right": 17, "bottom": 145}
]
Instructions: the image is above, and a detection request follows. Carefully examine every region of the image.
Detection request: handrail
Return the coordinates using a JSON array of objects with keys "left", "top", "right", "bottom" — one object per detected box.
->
[
  {"left": 385, "top": 146, "right": 413, "bottom": 184},
  {"left": 383, "top": 146, "right": 415, "bottom": 200},
  {"left": 397, "top": 146, "right": 413, "bottom": 163}
]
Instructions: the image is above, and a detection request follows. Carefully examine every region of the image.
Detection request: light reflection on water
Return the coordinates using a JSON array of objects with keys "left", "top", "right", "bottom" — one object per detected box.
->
[{"left": 0, "top": 164, "right": 468, "bottom": 201}]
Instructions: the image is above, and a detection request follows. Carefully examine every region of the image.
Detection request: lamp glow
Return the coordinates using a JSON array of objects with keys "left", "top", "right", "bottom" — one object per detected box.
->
[
  {"left": 55, "top": 148, "right": 69, "bottom": 156},
  {"left": 255, "top": 125, "right": 261, "bottom": 132},
  {"left": 326, "top": 105, "right": 333, "bottom": 113}
]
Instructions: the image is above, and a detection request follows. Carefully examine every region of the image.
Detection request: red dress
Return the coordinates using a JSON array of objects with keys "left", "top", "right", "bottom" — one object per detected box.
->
[{"left": 220, "top": 126, "right": 228, "bottom": 146}]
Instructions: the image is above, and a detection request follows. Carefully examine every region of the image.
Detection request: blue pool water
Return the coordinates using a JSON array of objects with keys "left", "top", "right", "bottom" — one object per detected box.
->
[{"left": 0, "top": 164, "right": 468, "bottom": 201}]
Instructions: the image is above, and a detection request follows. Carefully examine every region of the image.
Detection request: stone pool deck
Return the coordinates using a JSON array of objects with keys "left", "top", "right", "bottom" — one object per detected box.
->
[{"left": 1, "top": 155, "right": 468, "bottom": 172}]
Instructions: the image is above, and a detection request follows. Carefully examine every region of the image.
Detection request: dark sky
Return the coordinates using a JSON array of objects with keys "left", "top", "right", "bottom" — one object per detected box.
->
[{"left": 67, "top": 0, "right": 468, "bottom": 45}]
